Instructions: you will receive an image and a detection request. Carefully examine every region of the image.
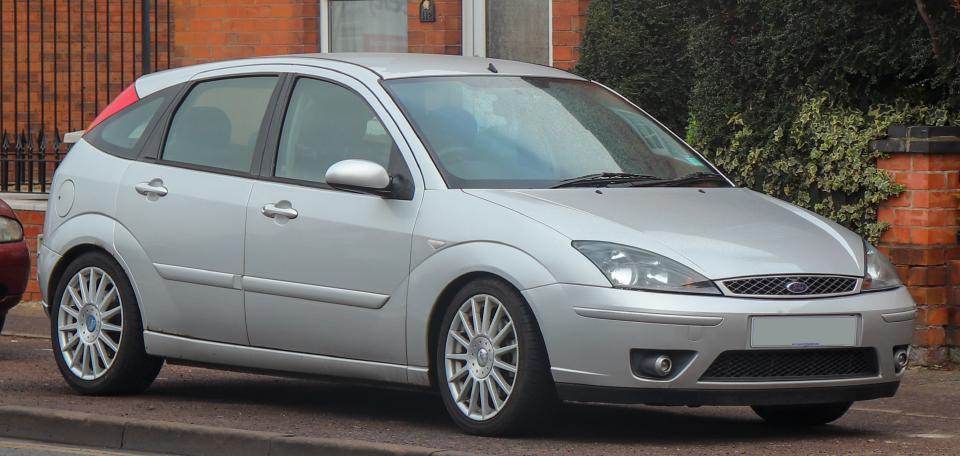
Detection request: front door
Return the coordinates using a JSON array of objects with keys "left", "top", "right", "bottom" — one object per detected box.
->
[
  {"left": 243, "top": 71, "right": 421, "bottom": 364},
  {"left": 116, "top": 74, "right": 281, "bottom": 344}
]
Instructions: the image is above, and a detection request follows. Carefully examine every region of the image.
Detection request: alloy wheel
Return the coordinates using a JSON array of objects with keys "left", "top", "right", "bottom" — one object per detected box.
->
[
  {"left": 444, "top": 294, "right": 519, "bottom": 421},
  {"left": 57, "top": 267, "right": 123, "bottom": 380}
]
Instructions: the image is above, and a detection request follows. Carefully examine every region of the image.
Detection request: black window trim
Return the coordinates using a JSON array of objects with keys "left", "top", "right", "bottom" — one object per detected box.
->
[
  {"left": 257, "top": 73, "right": 415, "bottom": 200},
  {"left": 141, "top": 72, "right": 289, "bottom": 180}
]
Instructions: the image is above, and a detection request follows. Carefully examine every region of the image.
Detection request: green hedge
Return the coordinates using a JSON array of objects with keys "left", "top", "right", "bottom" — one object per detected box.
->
[{"left": 577, "top": 0, "right": 960, "bottom": 242}]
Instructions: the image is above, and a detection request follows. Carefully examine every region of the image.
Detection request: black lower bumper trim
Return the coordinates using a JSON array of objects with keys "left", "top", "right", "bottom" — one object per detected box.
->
[{"left": 556, "top": 381, "right": 900, "bottom": 406}]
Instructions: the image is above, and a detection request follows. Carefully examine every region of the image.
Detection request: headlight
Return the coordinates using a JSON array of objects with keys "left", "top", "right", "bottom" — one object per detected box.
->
[
  {"left": 0, "top": 216, "right": 23, "bottom": 243},
  {"left": 862, "top": 241, "right": 901, "bottom": 292},
  {"left": 573, "top": 241, "right": 720, "bottom": 295}
]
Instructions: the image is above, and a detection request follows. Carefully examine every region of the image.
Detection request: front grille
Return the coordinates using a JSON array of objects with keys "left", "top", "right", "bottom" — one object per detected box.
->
[
  {"left": 720, "top": 275, "right": 858, "bottom": 297},
  {"left": 700, "top": 348, "right": 878, "bottom": 382}
]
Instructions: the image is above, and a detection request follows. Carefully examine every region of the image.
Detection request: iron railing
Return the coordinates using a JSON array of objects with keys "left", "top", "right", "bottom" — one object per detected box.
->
[
  {"left": 0, "top": 0, "right": 171, "bottom": 193},
  {"left": 0, "top": 130, "right": 66, "bottom": 194}
]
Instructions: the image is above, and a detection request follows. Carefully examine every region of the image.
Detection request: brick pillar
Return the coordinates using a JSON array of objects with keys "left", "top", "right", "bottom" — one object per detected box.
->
[{"left": 874, "top": 126, "right": 960, "bottom": 365}]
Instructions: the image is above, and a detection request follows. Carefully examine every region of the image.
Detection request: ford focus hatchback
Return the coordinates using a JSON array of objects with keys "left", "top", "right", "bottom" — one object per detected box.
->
[{"left": 39, "top": 54, "right": 915, "bottom": 436}]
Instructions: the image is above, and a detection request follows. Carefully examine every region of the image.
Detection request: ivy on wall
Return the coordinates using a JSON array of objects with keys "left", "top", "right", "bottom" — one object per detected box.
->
[{"left": 577, "top": 0, "right": 960, "bottom": 242}]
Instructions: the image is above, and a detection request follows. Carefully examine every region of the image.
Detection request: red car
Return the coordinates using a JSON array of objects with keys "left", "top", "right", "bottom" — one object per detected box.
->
[{"left": 0, "top": 198, "right": 30, "bottom": 333}]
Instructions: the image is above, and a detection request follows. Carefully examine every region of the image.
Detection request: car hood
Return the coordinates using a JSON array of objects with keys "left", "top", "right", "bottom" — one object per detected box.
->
[{"left": 464, "top": 187, "right": 865, "bottom": 279}]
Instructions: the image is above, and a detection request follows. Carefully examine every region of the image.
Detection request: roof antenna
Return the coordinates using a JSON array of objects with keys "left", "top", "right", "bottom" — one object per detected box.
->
[{"left": 487, "top": 62, "right": 499, "bottom": 73}]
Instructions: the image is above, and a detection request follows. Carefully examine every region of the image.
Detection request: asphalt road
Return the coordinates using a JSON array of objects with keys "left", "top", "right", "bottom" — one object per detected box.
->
[{"left": 2, "top": 309, "right": 959, "bottom": 455}]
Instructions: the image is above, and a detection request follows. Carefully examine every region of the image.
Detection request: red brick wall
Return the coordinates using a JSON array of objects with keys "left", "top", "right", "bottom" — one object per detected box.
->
[
  {"left": 11, "top": 209, "right": 43, "bottom": 303},
  {"left": 171, "top": 0, "right": 319, "bottom": 67},
  {"left": 0, "top": 0, "right": 171, "bottom": 135},
  {"left": 408, "top": 0, "right": 462, "bottom": 55},
  {"left": 877, "top": 145, "right": 960, "bottom": 364},
  {"left": 552, "top": 0, "right": 590, "bottom": 70}
]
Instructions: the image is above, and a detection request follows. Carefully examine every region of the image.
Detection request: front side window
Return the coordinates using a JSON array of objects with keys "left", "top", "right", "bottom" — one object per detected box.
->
[
  {"left": 163, "top": 77, "right": 277, "bottom": 173},
  {"left": 275, "top": 78, "right": 394, "bottom": 184},
  {"left": 385, "top": 77, "right": 719, "bottom": 188},
  {"left": 329, "top": 0, "right": 407, "bottom": 52}
]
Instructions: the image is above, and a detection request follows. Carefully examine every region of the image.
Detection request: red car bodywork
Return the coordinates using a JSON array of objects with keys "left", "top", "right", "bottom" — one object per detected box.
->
[{"left": 0, "top": 198, "right": 30, "bottom": 318}]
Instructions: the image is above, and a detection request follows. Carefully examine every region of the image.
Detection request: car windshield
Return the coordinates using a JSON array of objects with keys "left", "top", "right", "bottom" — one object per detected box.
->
[{"left": 384, "top": 76, "right": 724, "bottom": 189}]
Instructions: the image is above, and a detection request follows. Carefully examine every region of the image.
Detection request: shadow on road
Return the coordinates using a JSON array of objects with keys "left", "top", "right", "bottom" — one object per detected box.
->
[{"left": 143, "top": 372, "right": 877, "bottom": 446}]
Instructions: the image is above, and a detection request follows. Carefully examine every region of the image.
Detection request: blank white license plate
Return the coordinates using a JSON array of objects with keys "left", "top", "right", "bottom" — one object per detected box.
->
[{"left": 750, "top": 316, "right": 859, "bottom": 348}]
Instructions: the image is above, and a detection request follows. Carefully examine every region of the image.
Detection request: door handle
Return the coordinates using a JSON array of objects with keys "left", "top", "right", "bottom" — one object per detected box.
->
[
  {"left": 261, "top": 202, "right": 298, "bottom": 220},
  {"left": 135, "top": 180, "right": 168, "bottom": 197}
]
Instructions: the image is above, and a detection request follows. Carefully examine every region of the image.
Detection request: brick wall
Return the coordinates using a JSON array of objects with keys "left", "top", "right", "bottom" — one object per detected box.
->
[
  {"left": 408, "top": 0, "right": 462, "bottom": 55},
  {"left": 171, "top": 0, "right": 320, "bottom": 67},
  {"left": 0, "top": 0, "right": 171, "bottom": 136},
  {"left": 552, "top": 0, "right": 590, "bottom": 71},
  {"left": 875, "top": 127, "right": 960, "bottom": 365}
]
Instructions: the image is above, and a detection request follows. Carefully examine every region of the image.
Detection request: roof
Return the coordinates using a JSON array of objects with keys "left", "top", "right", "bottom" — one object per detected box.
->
[
  {"left": 136, "top": 53, "right": 585, "bottom": 97},
  {"left": 296, "top": 53, "right": 585, "bottom": 80}
]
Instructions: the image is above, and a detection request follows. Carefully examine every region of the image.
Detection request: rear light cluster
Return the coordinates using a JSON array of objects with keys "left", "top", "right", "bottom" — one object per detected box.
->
[{"left": 86, "top": 83, "right": 140, "bottom": 131}]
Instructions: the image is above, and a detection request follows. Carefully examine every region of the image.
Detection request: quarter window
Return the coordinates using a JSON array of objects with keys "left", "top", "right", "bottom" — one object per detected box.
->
[
  {"left": 275, "top": 78, "right": 394, "bottom": 184},
  {"left": 88, "top": 95, "right": 167, "bottom": 159},
  {"left": 163, "top": 77, "right": 278, "bottom": 173}
]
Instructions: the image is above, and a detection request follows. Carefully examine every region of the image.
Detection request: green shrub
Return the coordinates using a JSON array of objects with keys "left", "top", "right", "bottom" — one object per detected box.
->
[{"left": 577, "top": 0, "right": 960, "bottom": 241}]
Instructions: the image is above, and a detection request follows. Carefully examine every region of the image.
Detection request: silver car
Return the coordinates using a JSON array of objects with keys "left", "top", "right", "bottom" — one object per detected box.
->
[{"left": 39, "top": 54, "right": 915, "bottom": 436}]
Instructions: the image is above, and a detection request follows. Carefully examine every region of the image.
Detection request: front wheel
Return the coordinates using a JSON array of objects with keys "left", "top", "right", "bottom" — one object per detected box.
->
[
  {"left": 435, "top": 278, "right": 557, "bottom": 436},
  {"left": 752, "top": 402, "right": 852, "bottom": 426},
  {"left": 51, "top": 251, "right": 163, "bottom": 395}
]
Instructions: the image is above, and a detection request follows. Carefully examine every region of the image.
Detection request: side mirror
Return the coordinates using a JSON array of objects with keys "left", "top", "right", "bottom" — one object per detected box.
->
[{"left": 325, "top": 159, "right": 393, "bottom": 197}]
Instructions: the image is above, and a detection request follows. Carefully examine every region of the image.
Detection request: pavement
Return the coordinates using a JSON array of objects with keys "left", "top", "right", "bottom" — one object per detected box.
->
[
  {"left": 2, "top": 305, "right": 960, "bottom": 455},
  {"left": 0, "top": 439, "right": 165, "bottom": 456}
]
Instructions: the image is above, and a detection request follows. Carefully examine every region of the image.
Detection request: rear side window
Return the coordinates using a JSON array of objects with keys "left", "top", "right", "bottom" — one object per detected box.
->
[
  {"left": 87, "top": 95, "right": 167, "bottom": 159},
  {"left": 163, "top": 77, "right": 277, "bottom": 173}
]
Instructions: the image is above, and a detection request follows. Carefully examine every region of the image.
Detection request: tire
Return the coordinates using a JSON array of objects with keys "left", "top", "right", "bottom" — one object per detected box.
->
[
  {"left": 435, "top": 277, "right": 557, "bottom": 436},
  {"left": 0, "top": 313, "right": 5, "bottom": 334},
  {"left": 752, "top": 402, "right": 852, "bottom": 426},
  {"left": 50, "top": 251, "right": 163, "bottom": 395}
]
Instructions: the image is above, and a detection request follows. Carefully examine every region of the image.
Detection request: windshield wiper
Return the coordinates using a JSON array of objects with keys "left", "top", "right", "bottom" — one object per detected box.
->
[
  {"left": 551, "top": 172, "right": 664, "bottom": 188},
  {"left": 628, "top": 172, "right": 730, "bottom": 187}
]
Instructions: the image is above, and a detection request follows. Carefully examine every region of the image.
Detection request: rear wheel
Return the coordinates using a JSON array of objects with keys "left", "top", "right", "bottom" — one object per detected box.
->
[
  {"left": 51, "top": 251, "right": 163, "bottom": 395},
  {"left": 752, "top": 402, "right": 852, "bottom": 426},
  {"left": 435, "top": 278, "right": 557, "bottom": 436}
]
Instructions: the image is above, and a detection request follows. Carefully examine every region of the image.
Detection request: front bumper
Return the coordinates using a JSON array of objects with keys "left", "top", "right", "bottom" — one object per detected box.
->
[{"left": 524, "top": 283, "right": 914, "bottom": 404}]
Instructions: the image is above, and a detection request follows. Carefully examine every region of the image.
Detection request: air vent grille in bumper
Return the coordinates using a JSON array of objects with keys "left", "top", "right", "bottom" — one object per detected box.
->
[
  {"left": 720, "top": 275, "right": 858, "bottom": 297},
  {"left": 700, "top": 348, "right": 878, "bottom": 382}
]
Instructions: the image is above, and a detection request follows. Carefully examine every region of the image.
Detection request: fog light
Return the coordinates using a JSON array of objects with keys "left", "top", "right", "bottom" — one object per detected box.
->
[
  {"left": 638, "top": 354, "right": 673, "bottom": 378},
  {"left": 894, "top": 347, "right": 909, "bottom": 373}
]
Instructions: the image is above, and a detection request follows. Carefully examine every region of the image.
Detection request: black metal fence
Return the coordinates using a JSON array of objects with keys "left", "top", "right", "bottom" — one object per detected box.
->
[
  {"left": 0, "top": 130, "right": 66, "bottom": 194},
  {"left": 0, "top": 0, "right": 171, "bottom": 194}
]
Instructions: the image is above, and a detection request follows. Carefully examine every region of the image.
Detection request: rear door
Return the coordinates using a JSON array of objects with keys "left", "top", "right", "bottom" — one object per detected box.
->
[
  {"left": 242, "top": 68, "right": 422, "bottom": 364},
  {"left": 115, "top": 70, "right": 284, "bottom": 344}
]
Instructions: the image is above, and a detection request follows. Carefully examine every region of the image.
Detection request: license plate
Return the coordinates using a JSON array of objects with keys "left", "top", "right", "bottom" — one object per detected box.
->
[{"left": 750, "top": 316, "right": 859, "bottom": 348}]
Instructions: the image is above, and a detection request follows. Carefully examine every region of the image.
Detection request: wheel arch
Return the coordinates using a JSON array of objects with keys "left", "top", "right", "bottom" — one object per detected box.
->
[
  {"left": 43, "top": 214, "right": 148, "bottom": 323},
  {"left": 406, "top": 241, "right": 557, "bottom": 387}
]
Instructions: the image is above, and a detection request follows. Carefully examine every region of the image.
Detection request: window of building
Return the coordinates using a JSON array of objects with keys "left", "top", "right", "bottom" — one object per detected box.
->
[
  {"left": 162, "top": 77, "right": 277, "bottom": 173},
  {"left": 485, "top": 0, "right": 550, "bottom": 65},
  {"left": 326, "top": 0, "right": 408, "bottom": 53},
  {"left": 275, "top": 78, "right": 394, "bottom": 184}
]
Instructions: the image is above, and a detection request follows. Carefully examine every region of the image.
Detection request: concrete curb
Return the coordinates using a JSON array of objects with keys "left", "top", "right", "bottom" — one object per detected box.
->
[{"left": 0, "top": 406, "right": 474, "bottom": 456}]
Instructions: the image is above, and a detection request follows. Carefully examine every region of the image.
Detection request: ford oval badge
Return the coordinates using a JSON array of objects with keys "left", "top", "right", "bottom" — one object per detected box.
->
[{"left": 786, "top": 281, "right": 809, "bottom": 294}]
